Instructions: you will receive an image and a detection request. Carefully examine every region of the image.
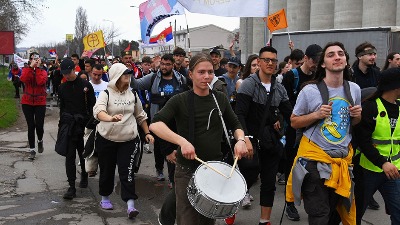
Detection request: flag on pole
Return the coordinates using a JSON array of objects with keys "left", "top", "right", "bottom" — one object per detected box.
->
[
  {"left": 49, "top": 49, "right": 57, "bottom": 57},
  {"left": 139, "top": 0, "right": 184, "bottom": 44},
  {"left": 83, "top": 30, "right": 106, "bottom": 51},
  {"left": 149, "top": 26, "right": 173, "bottom": 45},
  {"left": 265, "top": 9, "right": 288, "bottom": 33},
  {"left": 178, "top": 0, "right": 268, "bottom": 17}
]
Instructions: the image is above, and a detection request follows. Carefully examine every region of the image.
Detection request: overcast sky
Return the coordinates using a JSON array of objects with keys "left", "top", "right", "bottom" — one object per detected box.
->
[{"left": 18, "top": 0, "right": 240, "bottom": 48}]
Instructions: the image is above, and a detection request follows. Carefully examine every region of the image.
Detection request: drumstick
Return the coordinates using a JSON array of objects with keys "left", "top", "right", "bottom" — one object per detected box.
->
[
  {"left": 195, "top": 157, "right": 229, "bottom": 179},
  {"left": 229, "top": 156, "right": 239, "bottom": 178}
]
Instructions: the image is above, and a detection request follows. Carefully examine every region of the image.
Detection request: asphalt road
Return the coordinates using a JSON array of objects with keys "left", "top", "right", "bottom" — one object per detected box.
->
[{"left": 0, "top": 99, "right": 390, "bottom": 225}]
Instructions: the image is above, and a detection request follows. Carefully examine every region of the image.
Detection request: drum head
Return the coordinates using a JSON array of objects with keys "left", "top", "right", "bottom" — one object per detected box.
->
[{"left": 194, "top": 161, "right": 247, "bottom": 203}]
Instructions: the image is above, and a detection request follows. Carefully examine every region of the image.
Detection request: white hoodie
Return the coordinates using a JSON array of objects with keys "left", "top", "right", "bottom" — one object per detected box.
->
[{"left": 93, "top": 63, "right": 147, "bottom": 142}]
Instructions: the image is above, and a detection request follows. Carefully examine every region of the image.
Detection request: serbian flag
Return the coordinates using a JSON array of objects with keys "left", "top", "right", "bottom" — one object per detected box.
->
[
  {"left": 49, "top": 49, "right": 57, "bottom": 57},
  {"left": 149, "top": 26, "right": 173, "bottom": 45},
  {"left": 265, "top": 9, "right": 288, "bottom": 33},
  {"left": 139, "top": 0, "right": 184, "bottom": 44}
]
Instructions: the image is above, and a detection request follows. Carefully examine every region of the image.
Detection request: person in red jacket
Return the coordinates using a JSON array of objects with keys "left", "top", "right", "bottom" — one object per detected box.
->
[{"left": 20, "top": 52, "right": 48, "bottom": 160}]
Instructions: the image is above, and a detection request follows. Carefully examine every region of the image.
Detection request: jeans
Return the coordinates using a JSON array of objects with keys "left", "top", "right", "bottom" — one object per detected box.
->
[{"left": 358, "top": 167, "right": 400, "bottom": 225}]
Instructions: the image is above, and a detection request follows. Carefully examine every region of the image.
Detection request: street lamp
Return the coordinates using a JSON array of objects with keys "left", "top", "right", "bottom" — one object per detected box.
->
[{"left": 103, "top": 19, "right": 114, "bottom": 58}]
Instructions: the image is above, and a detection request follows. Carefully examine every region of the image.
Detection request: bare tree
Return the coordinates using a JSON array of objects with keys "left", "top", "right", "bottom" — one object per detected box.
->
[
  {"left": 74, "top": 6, "right": 89, "bottom": 55},
  {"left": 0, "top": 0, "right": 44, "bottom": 44},
  {"left": 89, "top": 24, "right": 121, "bottom": 56}
]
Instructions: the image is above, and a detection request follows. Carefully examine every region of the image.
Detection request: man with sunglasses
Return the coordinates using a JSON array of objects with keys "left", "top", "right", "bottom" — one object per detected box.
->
[
  {"left": 56, "top": 58, "right": 96, "bottom": 200},
  {"left": 236, "top": 46, "right": 293, "bottom": 225}
]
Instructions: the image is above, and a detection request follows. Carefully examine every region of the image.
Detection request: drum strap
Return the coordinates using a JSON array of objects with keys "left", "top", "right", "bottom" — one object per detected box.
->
[{"left": 188, "top": 90, "right": 195, "bottom": 144}]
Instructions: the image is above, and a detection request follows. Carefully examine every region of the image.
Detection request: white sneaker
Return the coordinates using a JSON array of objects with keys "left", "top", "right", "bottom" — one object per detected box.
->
[{"left": 242, "top": 193, "right": 251, "bottom": 208}]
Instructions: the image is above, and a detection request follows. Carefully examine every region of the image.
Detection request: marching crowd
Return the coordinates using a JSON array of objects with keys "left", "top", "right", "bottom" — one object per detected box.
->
[{"left": 7, "top": 40, "right": 400, "bottom": 225}]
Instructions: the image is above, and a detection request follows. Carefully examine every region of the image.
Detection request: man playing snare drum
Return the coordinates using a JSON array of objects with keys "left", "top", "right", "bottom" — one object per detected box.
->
[{"left": 150, "top": 53, "right": 248, "bottom": 225}]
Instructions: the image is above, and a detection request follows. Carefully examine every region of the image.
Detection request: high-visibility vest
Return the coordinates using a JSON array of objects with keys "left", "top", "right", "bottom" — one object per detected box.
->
[{"left": 360, "top": 98, "right": 400, "bottom": 172}]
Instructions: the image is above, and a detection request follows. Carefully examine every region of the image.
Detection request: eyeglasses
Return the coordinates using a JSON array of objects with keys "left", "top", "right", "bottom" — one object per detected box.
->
[
  {"left": 123, "top": 69, "right": 133, "bottom": 75},
  {"left": 160, "top": 62, "right": 173, "bottom": 67},
  {"left": 259, "top": 58, "right": 278, "bottom": 64}
]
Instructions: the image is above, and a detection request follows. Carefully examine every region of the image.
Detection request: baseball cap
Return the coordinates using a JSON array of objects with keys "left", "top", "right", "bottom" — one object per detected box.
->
[
  {"left": 305, "top": 44, "right": 322, "bottom": 62},
  {"left": 210, "top": 47, "right": 221, "bottom": 56},
  {"left": 227, "top": 57, "right": 242, "bottom": 67},
  {"left": 60, "top": 59, "right": 75, "bottom": 75},
  {"left": 378, "top": 67, "right": 400, "bottom": 91}
]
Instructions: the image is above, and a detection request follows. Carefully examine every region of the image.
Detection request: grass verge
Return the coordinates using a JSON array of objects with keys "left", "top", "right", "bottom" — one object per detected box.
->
[{"left": 0, "top": 67, "right": 18, "bottom": 128}]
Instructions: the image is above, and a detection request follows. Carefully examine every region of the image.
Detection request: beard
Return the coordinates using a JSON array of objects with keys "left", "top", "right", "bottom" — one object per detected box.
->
[{"left": 160, "top": 69, "right": 172, "bottom": 77}]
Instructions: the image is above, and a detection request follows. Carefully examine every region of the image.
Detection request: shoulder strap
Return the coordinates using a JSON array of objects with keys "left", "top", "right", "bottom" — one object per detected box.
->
[
  {"left": 150, "top": 73, "right": 157, "bottom": 89},
  {"left": 104, "top": 89, "right": 110, "bottom": 106},
  {"left": 187, "top": 90, "right": 195, "bottom": 144},
  {"left": 343, "top": 80, "right": 354, "bottom": 106},
  {"left": 316, "top": 80, "right": 329, "bottom": 105},
  {"left": 292, "top": 68, "right": 300, "bottom": 94},
  {"left": 258, "top": 83, "right": 275, "bottom": 138}
]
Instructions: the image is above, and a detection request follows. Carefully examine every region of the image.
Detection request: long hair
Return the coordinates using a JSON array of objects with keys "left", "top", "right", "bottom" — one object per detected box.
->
[
  {"left": 242, "top": 54, "right": 258, "bottom": 80},
  {"left": 308, "top": 42, "right": 351, "bottom": 85},
  {"left": 382, "top": 52, "right": 399, "bottom": 71}
]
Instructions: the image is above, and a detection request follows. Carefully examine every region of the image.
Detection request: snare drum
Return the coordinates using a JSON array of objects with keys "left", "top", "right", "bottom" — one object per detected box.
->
[{"left": 187, "top": 161, "right": 247, "bottom": 219}]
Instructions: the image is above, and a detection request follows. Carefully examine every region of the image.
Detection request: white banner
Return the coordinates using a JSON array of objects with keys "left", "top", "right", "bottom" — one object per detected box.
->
[
  {"left": 178, "top": 0, "right": 268, "bottom": 17},
  {"left": 14, "top": 54, "right": 28, "bottom": 68}
]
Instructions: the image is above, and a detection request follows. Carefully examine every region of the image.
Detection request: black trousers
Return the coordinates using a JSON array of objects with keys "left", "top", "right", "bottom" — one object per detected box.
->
[
  {"left": 96, "top": 134, "right": 138, "bottom": 202},
  {"left": 21, "top": 104, "right": 46, "bottom": 149},
  {"left": 302, "top": 161, "right": 341, "bottom": 225},
  {"left": 66, "top": 133, "right": 86, "bottom": 187},
  {"left": 154, "top": 136, "right": 175, "bottom": 182},
  {"left": 284, "top": 126, "right": 298, "bottom": 183},
  {"left": 258, "top": 141, "right": 282, "bottom": 207}
]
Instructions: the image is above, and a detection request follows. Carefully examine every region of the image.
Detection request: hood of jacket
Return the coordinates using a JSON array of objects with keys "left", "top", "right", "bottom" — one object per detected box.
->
[{"left": 107, "top": 63, "right": 129, "bottom": 91}]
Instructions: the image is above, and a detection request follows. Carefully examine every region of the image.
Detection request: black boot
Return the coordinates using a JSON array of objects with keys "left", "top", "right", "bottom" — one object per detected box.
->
[
  {"left": 63, "top": 186, "right": 76, "bottom": 200},
  {"left": 79, "top": 172, "right": 88, "bottom": 188}
]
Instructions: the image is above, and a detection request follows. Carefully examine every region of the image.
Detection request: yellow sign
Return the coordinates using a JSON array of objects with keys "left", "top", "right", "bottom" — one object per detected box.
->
[
  {"left": 66, "top": 34, "right": 74, "bottom": 41},
  {"left": 83, "top": 30, "right": 106, "bottom": 51}
]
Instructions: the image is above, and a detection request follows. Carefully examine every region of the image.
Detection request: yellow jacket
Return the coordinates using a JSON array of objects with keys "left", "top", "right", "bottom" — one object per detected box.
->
[
  {"left": 286, "top": 136, "right": 356, "bottom": 224},
  {"left": 286, "top": 135, "right": 353, "bottom": 202}
]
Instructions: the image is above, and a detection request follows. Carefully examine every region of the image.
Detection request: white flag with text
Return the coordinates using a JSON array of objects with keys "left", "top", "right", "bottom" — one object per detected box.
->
[{"left": 178, "top": 0, "right": 268, "bottom": 17}]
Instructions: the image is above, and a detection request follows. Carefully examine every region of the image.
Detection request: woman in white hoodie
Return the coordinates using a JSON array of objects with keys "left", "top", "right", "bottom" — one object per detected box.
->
[{"left": 93, "top": 63, "right": 154, "bottom": 219}]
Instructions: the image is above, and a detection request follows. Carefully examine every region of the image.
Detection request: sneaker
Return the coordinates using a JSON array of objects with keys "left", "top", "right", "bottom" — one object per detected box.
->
[
  {"left": 127, "top": 207, "right": 139, "bottom": 219},
  {"left": 37, "top": 140, "right": 44, "bottom": 153},
  {"left": 100, "top": 201, "right": 113, "bottom": 210},
  {"left": 224, "top": 214, "right": 235, "bottom": 225},
  {"left": 277, "top": 173, "right": 286, "bottom": 185},
  {"left": 368, "top": 197, "right": 380, "bottom": 210},
  {"left": 242, "top": 193, "right": 251, "bottom": 209},
  {"left": 63, "top": 187, "right": 76, "bottom": 200},
  {"left": 259, "top": 222, "right": 271, "bottom": 225},
  {"left": 157, "top": 170, "right": 165, "bottom": 181},
  {"left": 285, "top": 203, "right": 300, "bottom": 221},
  {"left": 79, "top": 173, "right": 88, "bottom": 188},
  {"left": 144, "top": 144, "right": 152, "bottom": 154},
  {"left": 28, "top": 150, "right": 36, "bottom": 160}
]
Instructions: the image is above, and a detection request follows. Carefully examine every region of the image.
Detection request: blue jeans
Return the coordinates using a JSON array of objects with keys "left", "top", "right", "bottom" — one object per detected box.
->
[{"left": 358, "top": 167, "right": 400, "bottom": 225}]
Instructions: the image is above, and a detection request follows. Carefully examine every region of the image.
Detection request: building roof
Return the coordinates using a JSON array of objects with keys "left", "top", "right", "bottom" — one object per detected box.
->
[{"left": 174, "top": 24, "right": 234, "bottom": 35}]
